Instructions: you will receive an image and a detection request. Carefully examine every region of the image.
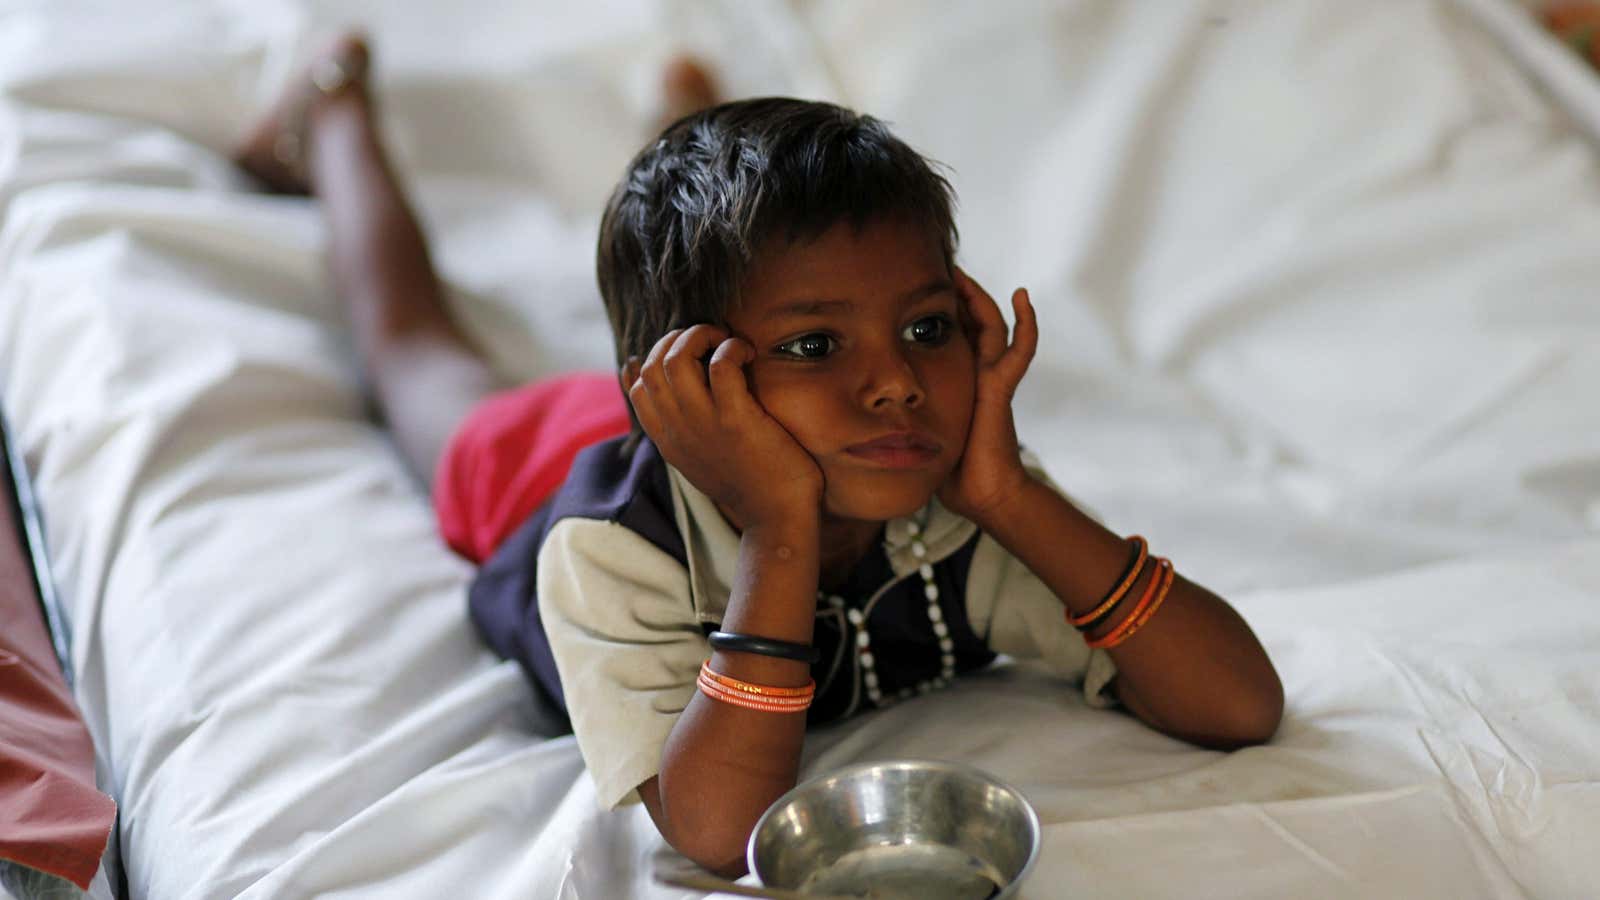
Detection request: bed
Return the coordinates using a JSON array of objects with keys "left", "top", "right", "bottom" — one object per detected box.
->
[{"left": 3, "top": 1, "right": 1599, "bottom": 897}]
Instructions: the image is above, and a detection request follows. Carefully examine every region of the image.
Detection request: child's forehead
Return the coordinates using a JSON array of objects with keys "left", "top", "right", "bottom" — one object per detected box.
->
[{"left": 736, "top": 218, "right": 951, "bottom": 314}]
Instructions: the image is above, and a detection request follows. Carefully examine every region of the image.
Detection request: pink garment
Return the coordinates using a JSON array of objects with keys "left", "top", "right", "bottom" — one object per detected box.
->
[
  {"left": 1, "top": 494, "right": 116, "bottom": 889},
  {"left": 432, "top": 372, "right": 632, "bottom": 564}
]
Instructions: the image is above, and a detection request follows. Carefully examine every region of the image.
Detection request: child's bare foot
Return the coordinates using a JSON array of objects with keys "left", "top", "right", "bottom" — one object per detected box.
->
[
  {"left": 235, "top": 33, "right": 371, "bottom": 195},
  {"left": 656, "top": 55, "right": 720, "bottom": 132}
]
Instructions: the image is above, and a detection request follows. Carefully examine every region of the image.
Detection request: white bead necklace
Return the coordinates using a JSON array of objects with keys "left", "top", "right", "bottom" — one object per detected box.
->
[{"left": 820, "top": 520, "right": 955, "bottom": 708}]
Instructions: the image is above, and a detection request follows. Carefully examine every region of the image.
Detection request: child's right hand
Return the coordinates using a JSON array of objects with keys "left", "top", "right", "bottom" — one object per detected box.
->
[{"left": 625, "top": 324, "right": 823, "bottom": 531}]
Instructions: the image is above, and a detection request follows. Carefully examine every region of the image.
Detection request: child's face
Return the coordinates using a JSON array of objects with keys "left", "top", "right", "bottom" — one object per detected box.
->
[{"left": 726, "top": 217, "right": 975, "bottom": 524}]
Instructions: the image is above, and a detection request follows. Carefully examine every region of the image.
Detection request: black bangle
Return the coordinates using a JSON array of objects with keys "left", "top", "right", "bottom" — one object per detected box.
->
[{"left": 708, "top": 630, "right": 819, "bottom": 664}]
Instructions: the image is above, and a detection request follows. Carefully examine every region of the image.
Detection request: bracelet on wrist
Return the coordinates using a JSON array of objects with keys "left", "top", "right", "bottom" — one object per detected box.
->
[{"left": 708, "top": 630, "right": 819, "bottom": 664}]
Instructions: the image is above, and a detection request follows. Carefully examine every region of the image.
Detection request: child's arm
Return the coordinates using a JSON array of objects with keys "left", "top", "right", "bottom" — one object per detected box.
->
[
  {"left": 941, "top": 270, "right": 1283, "bottom": 748},
  {"left": 623, "top": 324, "right": 826, "bottom": 876}
]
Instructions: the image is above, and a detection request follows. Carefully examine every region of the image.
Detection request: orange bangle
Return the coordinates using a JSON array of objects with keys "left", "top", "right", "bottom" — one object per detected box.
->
[
  {"left": 1067, "top": 535, "right": 1148, "bottom": 630},
  {"left": 697, "top": 671, "right": 812, "bottom": 708},
  {"left": 698, "top": 679, "right": 812, "bottom": 713},
  {"left": 698, "top": 678, "right": 811, "bottom": 712},
  {"left": 697, "top": 663, "right": 815, "bottom": 712},
  {"left": 1094, "top": 557, "right": 1165, "bottom": 640},
  {"left": 1086, "top": 558, "right": 1175, "bottom": 650},
  {"left": 698, "top": 662, "right": 815, "bottom": 698},
  {"left": 1114, "top": 561, "right": 1176, "bottom": 647}
]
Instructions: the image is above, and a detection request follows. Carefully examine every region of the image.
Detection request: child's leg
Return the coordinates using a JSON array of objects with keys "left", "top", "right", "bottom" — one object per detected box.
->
[
  {"left": 234, "top": 35, "right": 720, "bottom": 493},
  {"left": 236, "top": 36, "right": 502, "bottom": 489}
]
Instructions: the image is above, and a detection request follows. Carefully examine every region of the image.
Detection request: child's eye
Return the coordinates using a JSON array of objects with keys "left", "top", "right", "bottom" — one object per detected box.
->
[
  {"left": 775, "top": 333, "right": 837, "bottom": 359},
  {"left": 902, "top": 315, "right": 953, "bottom": 345}
]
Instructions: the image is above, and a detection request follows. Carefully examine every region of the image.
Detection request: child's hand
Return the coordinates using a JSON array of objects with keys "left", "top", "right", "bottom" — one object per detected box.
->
[
  {"left": 938, "top": 268, "right": 1039, "bottom": 525},
  {"left": 626, "top": 324, "right": 824, "bottom": 530}
]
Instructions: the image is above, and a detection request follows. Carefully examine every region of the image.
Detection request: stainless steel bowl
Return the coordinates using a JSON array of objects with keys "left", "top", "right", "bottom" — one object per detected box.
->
[{"left": 748, "top": 760, "right": 1041, "bottom": 900}]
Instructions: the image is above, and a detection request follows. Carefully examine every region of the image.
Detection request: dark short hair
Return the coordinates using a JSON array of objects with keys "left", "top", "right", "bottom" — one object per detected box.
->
[{"left": 596, "top": 97, "right": 959, "bottom": 368}]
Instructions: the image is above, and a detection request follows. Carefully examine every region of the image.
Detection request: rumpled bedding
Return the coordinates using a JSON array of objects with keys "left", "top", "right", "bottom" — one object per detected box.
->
[{"left": 2, "top": 1, "right": 1598, "bottom": 897}]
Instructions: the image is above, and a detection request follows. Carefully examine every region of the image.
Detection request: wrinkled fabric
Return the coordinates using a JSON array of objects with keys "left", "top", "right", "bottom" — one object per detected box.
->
[{"left": 1, "top": 1, "right": 1599, "bottom": 898}]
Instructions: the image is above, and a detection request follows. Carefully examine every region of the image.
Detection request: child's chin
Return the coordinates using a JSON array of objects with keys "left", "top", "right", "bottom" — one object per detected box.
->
[{"left": 822, "top": 482, "right": 939, "bottom": 524}]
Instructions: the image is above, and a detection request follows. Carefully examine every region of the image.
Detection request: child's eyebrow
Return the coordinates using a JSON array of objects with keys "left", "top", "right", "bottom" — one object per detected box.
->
[
  {"left": 902, "top": 279, "right": 956, "bottom": 304},
  {"left": 763, "top": 280, "right": 954, "bottom": 320},
  {"left": 764, "top": 298, "right": 855, "bottom": 320}
]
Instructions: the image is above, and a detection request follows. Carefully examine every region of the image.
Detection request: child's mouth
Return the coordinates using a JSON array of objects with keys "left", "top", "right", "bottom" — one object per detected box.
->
[{"left": 844, "top": 431, "right": 942, "bottom": 468}]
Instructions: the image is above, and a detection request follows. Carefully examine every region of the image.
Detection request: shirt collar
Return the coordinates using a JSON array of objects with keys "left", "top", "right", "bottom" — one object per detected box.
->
[{"left": 664, "top": 465, "right": 978, "bottom": 622}]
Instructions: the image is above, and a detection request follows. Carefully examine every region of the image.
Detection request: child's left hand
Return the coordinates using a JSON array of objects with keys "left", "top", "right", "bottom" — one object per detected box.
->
[{"left": 937, "top": 268, "right": 1039, "bottom": 525}]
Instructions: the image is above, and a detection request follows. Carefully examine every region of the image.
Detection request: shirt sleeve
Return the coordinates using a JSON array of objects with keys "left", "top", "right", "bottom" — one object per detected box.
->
[
  {"left": 962, "top": 457, "right": 1120, "bottom": 708},
  {"left": 536, "top": 516, "right": 708, "bottom": 809}
]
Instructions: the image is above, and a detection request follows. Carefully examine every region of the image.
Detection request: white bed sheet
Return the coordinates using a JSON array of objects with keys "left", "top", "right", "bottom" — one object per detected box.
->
[{"left": 3, "top": 1, "right": 1599, "bottom": 897}]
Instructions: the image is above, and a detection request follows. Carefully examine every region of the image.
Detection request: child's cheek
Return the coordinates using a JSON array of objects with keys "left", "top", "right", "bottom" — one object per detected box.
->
[
  {"left": 743, "top": 367, "right": 827, "bottom": 449},
  {"left": 926, "top": 359, "right": 975, "bottom": 483}
]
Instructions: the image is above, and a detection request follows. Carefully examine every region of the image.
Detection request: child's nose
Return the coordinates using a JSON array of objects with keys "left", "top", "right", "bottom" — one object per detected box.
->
[{"left": 862, "top": 352, "right": 924, "bottom": 409}]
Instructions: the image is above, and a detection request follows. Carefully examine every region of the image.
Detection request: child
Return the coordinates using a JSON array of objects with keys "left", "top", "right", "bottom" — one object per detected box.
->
[{"left": 237, "top": 35, "right": 1283, "bottom": 876}]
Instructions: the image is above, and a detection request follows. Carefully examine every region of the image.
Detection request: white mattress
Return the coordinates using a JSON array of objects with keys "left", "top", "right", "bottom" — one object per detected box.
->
[{"left": 3, "top": 1, "right": 1599, "bottom": 897}]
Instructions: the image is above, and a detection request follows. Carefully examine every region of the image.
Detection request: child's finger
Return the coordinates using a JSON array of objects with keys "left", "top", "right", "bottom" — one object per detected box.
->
[
  {"left": 994, "top": 288, "right": 1038, "bottom": 391},
  {"left": 639, "top": 328, "right": 683, "bottom": 391},
  {"left": 638, "top": 328, "right": 687, "bottom": 425},
  {"left": 954, "top": 267, "right": 1008, "bottom": 364},
  {"left": 663, "top": 324, "right": 727, "bottom": 415},
  {"left": 662, "top": 324, "right": 726, "bottom": 383},
  {"left": 706, "top": 337, "right": 758, "bottom": 415},
  {"left": 627, "top": 366, "right": 668, "bottom": 442}
]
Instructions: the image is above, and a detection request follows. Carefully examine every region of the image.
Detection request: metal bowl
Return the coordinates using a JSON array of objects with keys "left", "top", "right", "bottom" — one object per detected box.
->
[{"left": 748, "top": 760, "right": 1040, "bottom": 900}]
